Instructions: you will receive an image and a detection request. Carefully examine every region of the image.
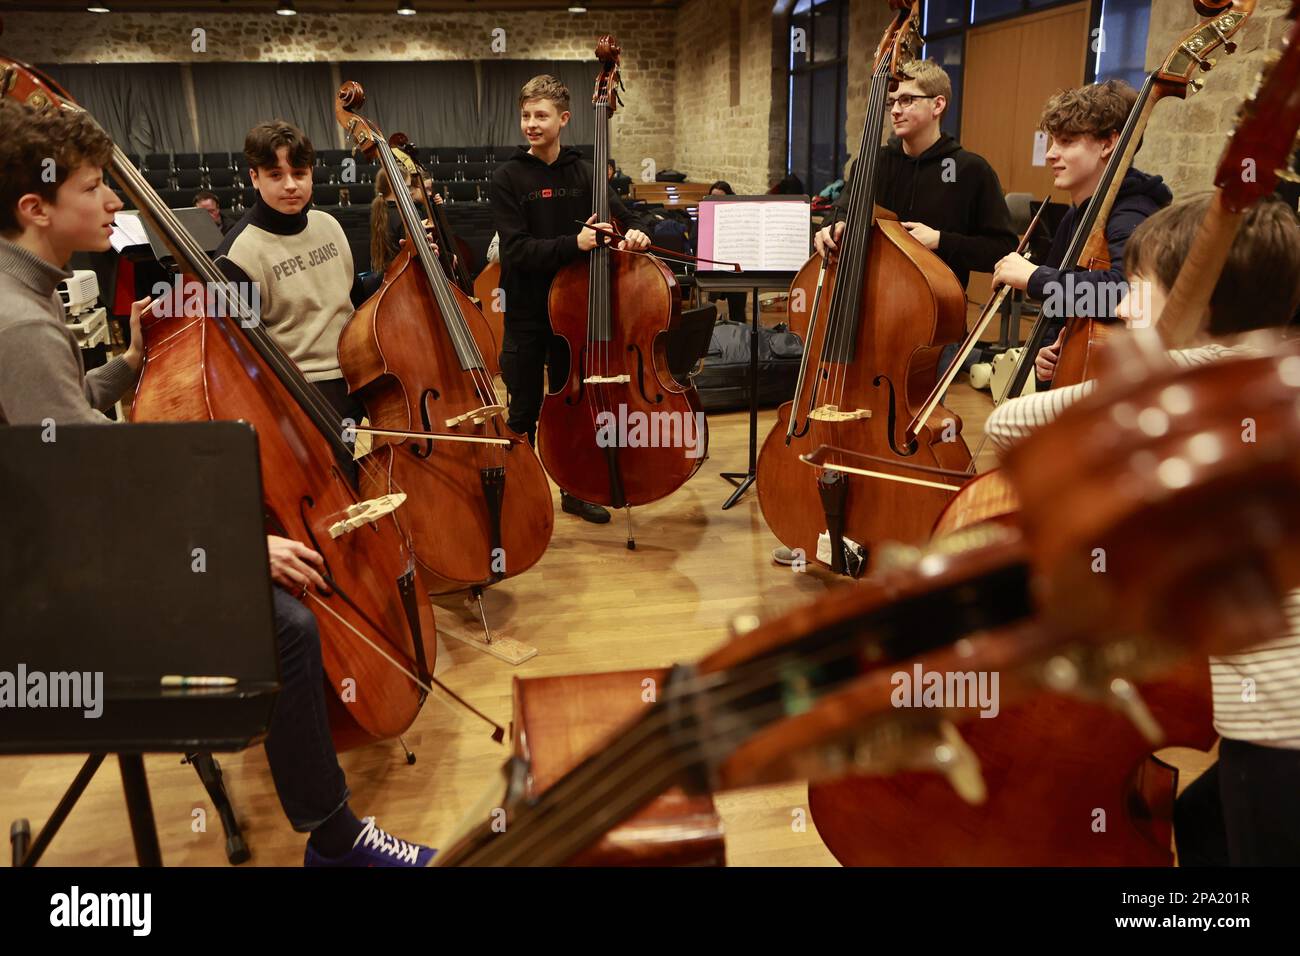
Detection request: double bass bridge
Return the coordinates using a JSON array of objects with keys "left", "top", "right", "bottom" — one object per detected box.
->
[
  {"left": 328, "top": 493, "right": 408, "bottom": 539},
  {"left": 809, "top": 404, "right": 871, "bottom": 423},
  {"left": 445, "top": 404, "right": 506, "bottom": 428}
]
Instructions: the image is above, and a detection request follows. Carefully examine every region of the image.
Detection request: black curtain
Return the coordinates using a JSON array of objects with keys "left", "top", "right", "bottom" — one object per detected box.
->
[
  {"left": 191, "top": 62, "right": 337, "bottom": 154},
  {"left": 337, "top": 61, "right": 479, "bottom": 151},
  {"left": 478, "top": 60, "right": 596, "bottom": 148},
  {"left": 38, "top": 59, "right": 600, "bottom": 157},
  {"left": 37, "top": 63, "right": 195, "bottom": 154}
]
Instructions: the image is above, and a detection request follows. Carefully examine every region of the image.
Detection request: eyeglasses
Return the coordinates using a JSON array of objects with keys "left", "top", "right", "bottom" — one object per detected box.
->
[{"left": 886, "top": 94, "right": 938, "bottom": 110}]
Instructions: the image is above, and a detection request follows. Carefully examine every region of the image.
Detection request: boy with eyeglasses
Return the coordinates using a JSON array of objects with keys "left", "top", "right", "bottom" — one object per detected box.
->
[
  {"left": 776, "top": 59, "right": 1016, "bottom": 566},
  {"left": 814, "top": 59, "right": 1016, "bottom": 293}
]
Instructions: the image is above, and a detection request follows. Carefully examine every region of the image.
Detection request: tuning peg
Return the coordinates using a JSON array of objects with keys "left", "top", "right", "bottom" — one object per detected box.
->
[
  {"left": 1190, "top": 78, "right": 1206, "bottom": 95},
  {"left": 1042, "top": 654, "right": 1080, "bottom": 692},
  {"left": 1277, "top": 168, "right": 1300, "bottom": 185},
  {"left": 1106, "top": 677, "right": 1164, "bottom": 745},
  {"left": 1210, "top": 20, "right": 1238, "bottom": 55},
  {"left": 930, "top": 721, "right": 987, "bottom": 805}
]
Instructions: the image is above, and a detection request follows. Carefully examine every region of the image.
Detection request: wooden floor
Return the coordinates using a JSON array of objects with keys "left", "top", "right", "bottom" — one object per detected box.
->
[{"left": 0, "top": 381, "right": 1209, "bottom": 867}]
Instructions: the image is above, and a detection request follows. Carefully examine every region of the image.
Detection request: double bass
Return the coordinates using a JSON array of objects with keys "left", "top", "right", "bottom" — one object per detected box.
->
[
  {"left": 334, "top": 82, "right": 554, "bottom": 595},
  {"left": 756, "top": 0, "right": 969, "bottom": 574},
  {"left": 539, "top": 36, "right": 707, "bottom": 543},
  {"left": 0, "top": 57, "right": 437, "bottom": 753},
  {"left": 436, "top": 333, "right": 1300, "bottom": 863}
]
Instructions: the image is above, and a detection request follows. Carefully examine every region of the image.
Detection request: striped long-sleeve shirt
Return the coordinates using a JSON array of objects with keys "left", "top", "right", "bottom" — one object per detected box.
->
[{"left": 985, "top": 344, "right": 1300, "bottom": 749}]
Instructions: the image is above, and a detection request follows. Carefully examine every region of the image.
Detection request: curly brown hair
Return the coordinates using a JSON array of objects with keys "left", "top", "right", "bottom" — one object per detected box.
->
[
  {"left": 0, "top": 99, "right": 114, "bottom": 234},
  {"left": 518, "top": 75, "right": 570, "bottom": 114},
  {"left": 1039, "top": 80, "right": 1138, "bottom": 141},
  {"left": 1126, "top": 193, "right": 1300, "bottom": 336},
  {"left": 244, "top": 120, "right": 315, "bottom": 172}
]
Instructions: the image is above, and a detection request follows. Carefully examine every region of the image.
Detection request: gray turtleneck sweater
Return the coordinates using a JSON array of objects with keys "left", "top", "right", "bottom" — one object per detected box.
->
[{"left": 0, "top": 236, "right": 137, "bottom": 425}]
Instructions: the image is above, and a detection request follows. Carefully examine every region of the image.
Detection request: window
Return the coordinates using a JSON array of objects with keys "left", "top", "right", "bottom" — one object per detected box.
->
[
  {"left": 787, "top": 0, "right": 849, "bottom": 195},
  {"left": 1091, "top": 0, "right": 1152, "bottom": 90}
]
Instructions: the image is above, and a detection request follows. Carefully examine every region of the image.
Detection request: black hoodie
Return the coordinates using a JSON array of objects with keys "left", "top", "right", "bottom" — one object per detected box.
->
[
  {"left": 489, "top": 145, "right": 652, "bottom": 333},
  {"left": 834, "top": 134, "right": 1017, "bottom": 289},
  {"left": 1027, "top": 167, "right": 1174, "bottom": 336}
]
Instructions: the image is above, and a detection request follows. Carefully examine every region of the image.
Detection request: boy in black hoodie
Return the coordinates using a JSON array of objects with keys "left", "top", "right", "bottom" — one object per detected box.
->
[
  {"left": 992, "top": 80, "right": 1172, "bottom": 386},
  {"left": 816, "top": 59, "right": 1016, "bottom": 292},
  {"left": 489, "top": 74, "right": 652, "bottom": 524}
]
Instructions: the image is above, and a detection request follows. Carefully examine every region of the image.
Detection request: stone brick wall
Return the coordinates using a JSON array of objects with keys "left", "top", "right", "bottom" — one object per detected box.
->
[
  {"left": 1137, "top": 0, "right": 1292, "bottom": 198},
  {"left": 9, "top": 1, "right": 1275, "bottom": 204},
  {"left": 0, "top": 8, "right": 675, "bottom": 168},
  {"left": 672, "top": 0, "right": 786, "bottom": 193}
]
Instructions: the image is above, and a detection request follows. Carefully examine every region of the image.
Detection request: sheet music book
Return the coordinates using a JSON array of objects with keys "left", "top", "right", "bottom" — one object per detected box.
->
[
  {"left": 109, "top": 211, "right": 149, "bottom": 252},
  {"left": 697, "top": 196, "right": 810, "bottom": 273}
]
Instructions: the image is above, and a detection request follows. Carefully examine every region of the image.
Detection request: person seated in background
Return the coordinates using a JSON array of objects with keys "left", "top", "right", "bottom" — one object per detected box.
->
[
  {"left": 193, "top": 189, "right": 231, "bottom": 235},
  {"left": 369, "top": 165, "right": 422, "bottom": 275},
  {"left": 769, "top": 174, "right": 805, "bottom": 195}
]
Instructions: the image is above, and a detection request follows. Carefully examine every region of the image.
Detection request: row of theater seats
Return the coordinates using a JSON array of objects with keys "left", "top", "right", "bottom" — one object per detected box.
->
[
  {"left": 121, "top": 145, "right": 595, "bottom": 177},
  {"left": 111, "top": 180, "right": 495, "bottom": 214},
  {"left": 110, "top": 144, "right": 598, "bottom": 210}
]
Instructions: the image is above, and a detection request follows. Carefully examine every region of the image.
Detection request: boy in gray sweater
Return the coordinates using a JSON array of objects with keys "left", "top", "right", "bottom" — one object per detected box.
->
[{"left": 0, "top": 98, "right": 434, "bottom": 866}]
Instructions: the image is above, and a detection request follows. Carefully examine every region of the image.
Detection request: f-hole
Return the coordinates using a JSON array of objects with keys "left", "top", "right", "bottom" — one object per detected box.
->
[
  {"left": 873, "top": 374, "right": 919, "bottom": 457},
  {"left": 297, "top": 495, "right": 336, "bottom": 581},
  {"left": 790, "top": 367, "right": 829, "bottom": 441},
  {"left": 629, "top": 344, "right": 662, "bottom": 405},
  {"left": 411, "top": 387, "right": 442, "bottom": 459},
  {"left": 565, "top": 348, "right": 588, "bottom": 407}
]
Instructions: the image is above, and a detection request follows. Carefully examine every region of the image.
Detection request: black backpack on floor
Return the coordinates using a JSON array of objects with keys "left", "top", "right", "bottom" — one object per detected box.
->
[{"left": 692, "top": 318, "right": 803, "bottom": 412}]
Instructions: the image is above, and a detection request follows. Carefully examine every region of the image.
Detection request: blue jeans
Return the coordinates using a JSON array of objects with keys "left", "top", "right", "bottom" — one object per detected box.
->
[{"left": 265, "top": 587, "right": 350, "bottom": 832}]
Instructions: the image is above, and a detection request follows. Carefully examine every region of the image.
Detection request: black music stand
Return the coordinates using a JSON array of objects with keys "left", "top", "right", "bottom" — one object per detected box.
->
[
  {"left": 0, "top": 423, "right": 279, "bottom": 867},
  {"left": 694, "top": 271, "right": 797, "bottom": 509}
]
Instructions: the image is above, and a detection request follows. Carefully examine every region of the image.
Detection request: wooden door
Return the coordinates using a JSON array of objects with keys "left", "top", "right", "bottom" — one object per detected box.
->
[{"left": 961, "top": 3, "right": 1091, "bottom": 199}]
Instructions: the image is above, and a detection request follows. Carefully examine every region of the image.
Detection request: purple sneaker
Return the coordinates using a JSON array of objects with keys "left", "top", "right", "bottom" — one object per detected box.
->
[{"left": 304, "top": 817, "right": 437, "bottom": 867}]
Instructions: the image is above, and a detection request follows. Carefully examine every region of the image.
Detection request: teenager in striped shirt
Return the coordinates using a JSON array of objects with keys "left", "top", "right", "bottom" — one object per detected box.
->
[{"left": 986, "top": 193, "right": 1300, "bottom": 865}]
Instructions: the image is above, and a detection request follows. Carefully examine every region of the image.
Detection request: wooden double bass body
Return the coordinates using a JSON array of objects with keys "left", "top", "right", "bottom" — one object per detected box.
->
[
  {"left": 543, "top": 250, "right": 705, "bottom": 507},
  {"left": 336, "top": 83, "right": 554, "bottom": 593},
  {"left": 135, "top": 276, "right": 437, "bottom": 751},
  {"left": 808, "top": 662, "right": 1214, "bottom": 865},
  {"left": 538, "top": 36, "right": 706, "bottom": 511},
  {"left": 343, "top": 241, "right": 554, "bottom": 592},
  {"left": 756, "top": 3, "right": 970, "bottom": 569},
  {"left": 758, "top": 217, "right": 968, "bottom": 556}
]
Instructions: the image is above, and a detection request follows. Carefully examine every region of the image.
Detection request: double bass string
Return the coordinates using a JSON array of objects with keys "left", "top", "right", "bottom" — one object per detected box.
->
[
  {"left": 107, "top": 145, "right": 431, "bottom": 685},
  {"left": 819, "top": 56, "right": 893, "bottom": 471},
  {"left": 465, "top": 601, "right": 993, "bottom": 864},
  {"left": 584, "top": 92, "right": 617, "bottom": 459},
  {"left": 374, "top": 132, "right": 510, "bottom": 479}
]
